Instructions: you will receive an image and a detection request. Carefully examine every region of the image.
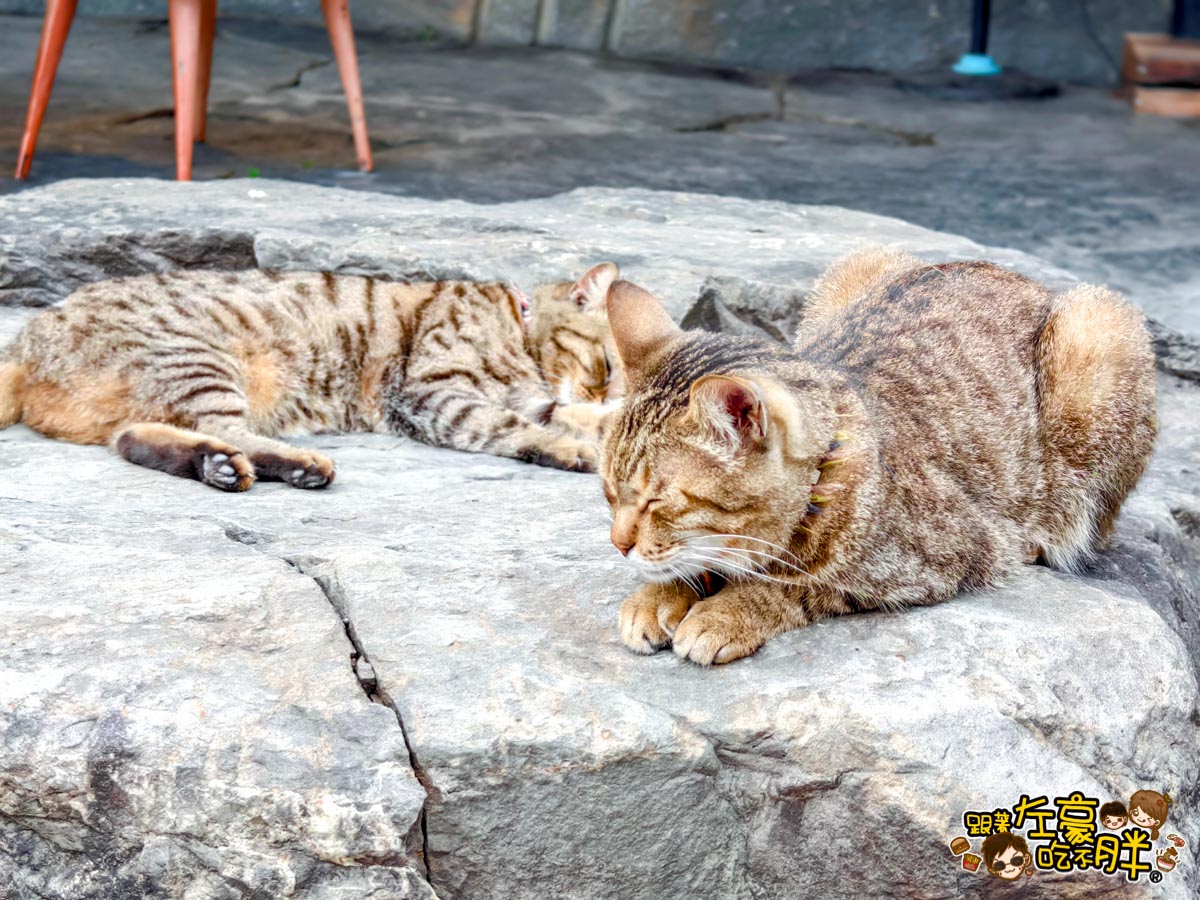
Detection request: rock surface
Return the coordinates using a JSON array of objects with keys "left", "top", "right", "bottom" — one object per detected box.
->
[
  {"left": 1, "top": 181, "right": 1198, "bottom": 898},
  {"left": 0, "top": 489, "right": 431, "bottom": 896},
  {"left": 0, "top": 178, "right": 1073, "bottom": 313}
]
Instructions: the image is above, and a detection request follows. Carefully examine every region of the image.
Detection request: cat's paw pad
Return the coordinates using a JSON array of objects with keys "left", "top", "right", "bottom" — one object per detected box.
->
[
  {"left": 672, "top": 604, "right": 761, "bottom": 666},
  {"left": 200, "top": 450, "right": 255, "bottom": 492},
  {"left": 252, "top": 450, "right": 336, "bottom": 488},
  {"left": 283, "top": 451, "right": 336, "bottom": 489}
]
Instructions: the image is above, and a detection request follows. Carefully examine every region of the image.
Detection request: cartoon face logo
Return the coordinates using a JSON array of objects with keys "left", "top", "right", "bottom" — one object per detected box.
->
[
  {"left": 1130, "top": 806, "right": 1155, "bottom": 828},
  {"left": 1099, "top": 800, "right": 1128, "bottom": 830},
  {"left": 1129, "top": 789, "right": 1172, "bottom": 840},
  {"left": 982, "top": 832, "right": 1032, "bottom": 881}
]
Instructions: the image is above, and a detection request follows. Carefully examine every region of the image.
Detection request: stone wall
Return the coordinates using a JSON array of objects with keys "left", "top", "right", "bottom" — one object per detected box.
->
[{"left": 0, "top": 0, "right": 1177, "bottom": 84}]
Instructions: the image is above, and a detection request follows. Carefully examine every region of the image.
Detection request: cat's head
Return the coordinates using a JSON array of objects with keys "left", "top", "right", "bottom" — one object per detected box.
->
[
  {"left": 600, "top": 280, "right": 838, "bottom": 585},
  {"left": 530, "top": 262, "right": 623, "bottom": 405}
]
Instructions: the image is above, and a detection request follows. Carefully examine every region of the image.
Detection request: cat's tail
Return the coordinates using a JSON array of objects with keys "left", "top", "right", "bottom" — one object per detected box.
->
[
  {"left": 1034, "top": 284, "right": 1157, "bottom": 569},
  {"left": 0, "top": 359, "right": 25, "bottom": 428}
]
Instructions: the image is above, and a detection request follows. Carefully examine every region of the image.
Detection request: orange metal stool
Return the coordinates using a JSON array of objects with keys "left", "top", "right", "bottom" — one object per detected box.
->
[{"left": 15, "top": 0, "right": 374, "bottom": 181}]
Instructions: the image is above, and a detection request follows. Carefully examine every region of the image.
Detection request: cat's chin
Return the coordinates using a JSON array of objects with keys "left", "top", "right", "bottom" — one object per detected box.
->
[{"left": 626, "top": 549, "right": 685, "bottom": 584}]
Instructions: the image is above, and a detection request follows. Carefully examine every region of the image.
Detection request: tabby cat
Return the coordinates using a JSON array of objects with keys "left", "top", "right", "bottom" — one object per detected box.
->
[
  {"left": 0, "top": 263, "right": 621, "bottom": 490},
  {"left": 601, "top": 249, "right": 1157, "bottom": 665}
]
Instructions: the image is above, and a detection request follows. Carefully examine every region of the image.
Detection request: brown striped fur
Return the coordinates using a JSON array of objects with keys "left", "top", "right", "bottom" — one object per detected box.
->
[
  {"left": 601, "top": 249, "right": 1157, "bottom": 665},
  {"left": 0, "top": 263, "right": 622, "bottom": 490}
]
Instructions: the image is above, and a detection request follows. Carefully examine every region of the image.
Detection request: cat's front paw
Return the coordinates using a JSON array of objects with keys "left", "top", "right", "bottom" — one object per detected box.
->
[
  {"left": 535, "top": 437, "right": 598, "bottom": 473},
  {"left": 672, "top": 602, "right": 764, "bottom": 666},
  {"left": 551, "top": 403, "right": 607, "bottom": 439},
  {"left": 619, "top": 586, "right": 693, "bottom": 654}
]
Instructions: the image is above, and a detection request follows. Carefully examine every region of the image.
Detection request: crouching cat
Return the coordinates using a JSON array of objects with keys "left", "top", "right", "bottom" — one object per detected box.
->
[
  {"left": 0, "top": 263, "right": 622, "bottom": 490},
  {"left": 601, "top": 249, "right": 1157, "bottom": 665}
]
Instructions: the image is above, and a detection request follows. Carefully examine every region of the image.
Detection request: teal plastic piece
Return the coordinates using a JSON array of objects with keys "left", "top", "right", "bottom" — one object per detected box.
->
[{"left": 952, "top": 53, "right": 1002, "bottom": 76}]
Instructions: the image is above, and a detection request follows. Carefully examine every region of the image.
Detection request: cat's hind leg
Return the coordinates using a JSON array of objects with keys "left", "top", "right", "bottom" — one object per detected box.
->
[
  {"left": 1035, "top": 285, "right": 1157, "bottom": 568},
  {"left": 139, "top": 356, "right": 335, "bottom": 489},
  {"left": 195, "top": 418, "right": 336, "bottom": 489},
  {"left": 113, "top": 423, "right": 256, "bottom": 491}
]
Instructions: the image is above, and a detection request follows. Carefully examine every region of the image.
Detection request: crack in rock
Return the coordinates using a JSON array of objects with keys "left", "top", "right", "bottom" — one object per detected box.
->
[
  {"left": 204, "top": 519, "right": 435, "bottom": 885},
  {"left": 285, "top": 556, "right": 436, "bottom": 886},
  {"left": 673, "top": 110, "right": 776, "bottom": 133},
  {"left": 270, "top": 58, "right": 335, "bottom": 92}
]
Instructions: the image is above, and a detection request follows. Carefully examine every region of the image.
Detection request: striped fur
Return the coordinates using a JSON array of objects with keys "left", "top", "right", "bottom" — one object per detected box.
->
[
  {"left": 601, "top": 249, "right": 1158, "bottom": 665},
  {"left": 0, "top": 263, "right": 622, "bottom": 490}
]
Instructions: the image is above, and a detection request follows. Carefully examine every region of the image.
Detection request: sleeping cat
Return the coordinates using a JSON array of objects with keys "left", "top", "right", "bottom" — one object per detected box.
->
[
  {"left": 601, "top": 248, "right": 1157, "bottom": 665},
  {"left": 0, "top": 263, "right": 621, "bottom": 490}
]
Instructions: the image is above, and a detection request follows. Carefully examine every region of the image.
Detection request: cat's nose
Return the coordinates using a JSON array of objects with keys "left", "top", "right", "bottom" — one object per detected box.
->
[{"left": 610, "top": 514, "right": 637, "bottom": 556}]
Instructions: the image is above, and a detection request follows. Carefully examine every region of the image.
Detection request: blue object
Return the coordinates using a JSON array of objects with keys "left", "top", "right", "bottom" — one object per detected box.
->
[{"left": 953, "top": 53, "right": 1002, "bottom": 76}]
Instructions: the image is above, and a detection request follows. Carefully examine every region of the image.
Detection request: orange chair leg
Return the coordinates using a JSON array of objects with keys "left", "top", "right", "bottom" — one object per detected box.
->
[
  {"left": 194, "top": 0, "right": 218, "bottom": 143},
  {"left": 321, "top": 0, "right": 374, "bottom": 172},
  {"left": 169, "top": 0, "right": 204, "bottom": 181},
  {"left": 14, "top": 0, "right": 79, "bottom": 180}
]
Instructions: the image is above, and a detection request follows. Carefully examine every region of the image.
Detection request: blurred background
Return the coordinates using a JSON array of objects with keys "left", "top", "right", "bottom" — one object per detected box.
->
[
  {"left": 0, "top": 0, "right": 1172, "bottom": 83},
  {"left": 1, "top": 0, "right": 1197, "bottom": 332}
]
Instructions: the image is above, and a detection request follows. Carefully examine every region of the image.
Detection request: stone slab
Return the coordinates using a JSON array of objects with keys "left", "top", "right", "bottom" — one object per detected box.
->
[{"left": 1, "top": 181, "right": 1197, "bottom": 897}]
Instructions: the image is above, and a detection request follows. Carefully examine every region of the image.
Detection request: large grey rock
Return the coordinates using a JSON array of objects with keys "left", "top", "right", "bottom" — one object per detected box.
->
[
  {"left": 1, "top": 181, "right": 1198, "bottom": 898},
  {"left": 0, "top": 178, "right": 1071, "bottom": 313}
]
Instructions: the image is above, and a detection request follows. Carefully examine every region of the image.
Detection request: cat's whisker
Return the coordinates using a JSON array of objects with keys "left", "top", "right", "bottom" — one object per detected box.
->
[
  {"left": 677, "top": 534, "right": 810, "bottom": 582},
  {"left": 694, "top": 533, "right": 807, "bottom": 568},
  {"left": 666, "top": 563, "right": 688, "bottom": 593},
  {"left": 683, "top": 549, "right": 802, "bottom": 587},
  {"left": 708, "top": 544, "right": 805, "bottom": 574},
  {"left": 668, "top": 562, "right": 705, "bottom": 596},
  {"left": 694, "top": 543, "right": 808, "bottom": 577},
  {"left": 715, "top": 546, "right": 810, "bottom": 576}
]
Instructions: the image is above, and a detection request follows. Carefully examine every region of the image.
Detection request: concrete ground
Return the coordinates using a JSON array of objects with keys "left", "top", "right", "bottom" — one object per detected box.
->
[{"left": 1, "top": 13, "right": 1197, "bottom": 334}]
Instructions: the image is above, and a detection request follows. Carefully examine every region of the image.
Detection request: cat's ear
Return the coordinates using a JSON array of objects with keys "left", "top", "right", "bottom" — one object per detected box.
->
[
  {"left": 606, "top": 280, "right": 681, "bottom": 388},
  {"left": 570, "top": 262, "right": 620, "bottom": 312},
  {"left": 688, "top": 374, "right": 768, "bottom": 454}
]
